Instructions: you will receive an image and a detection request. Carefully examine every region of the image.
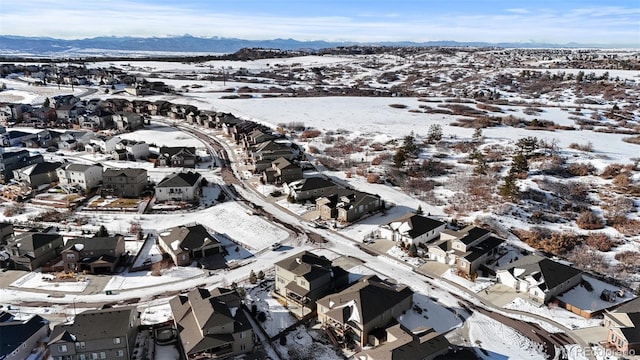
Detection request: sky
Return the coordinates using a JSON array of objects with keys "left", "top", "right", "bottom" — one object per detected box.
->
[{"left": 1, "top": 0, "right": 639, "bottom": 45}]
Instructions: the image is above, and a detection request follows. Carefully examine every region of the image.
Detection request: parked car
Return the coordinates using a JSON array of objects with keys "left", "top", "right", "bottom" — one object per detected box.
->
[
  {"left": 269, "top": 190, "right": 282, "bottom": 197},
  {"left": 271, "top": 242, "right": 282, "bottom": 250}
]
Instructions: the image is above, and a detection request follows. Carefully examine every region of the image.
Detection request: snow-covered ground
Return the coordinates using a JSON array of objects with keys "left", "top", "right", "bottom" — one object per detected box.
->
[{"left": 11, "top": 272, "right": 89, "bottom": 293}]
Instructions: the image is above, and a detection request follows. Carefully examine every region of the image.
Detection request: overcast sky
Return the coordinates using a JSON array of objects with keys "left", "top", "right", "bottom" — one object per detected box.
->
[{"left": 2, "top": 0, "right": 639, "bottom": 45}]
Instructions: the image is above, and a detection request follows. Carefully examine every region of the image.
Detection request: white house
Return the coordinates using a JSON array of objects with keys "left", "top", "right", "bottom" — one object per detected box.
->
[
  {"left": 378, "top": 213, "right": 445, "bottom": 246},
  {"left": 86, "top": 135, "right": 121, "bottom": 153},
  {"left": 155, "top": 172, "right": 203, "bottom": 202},
  {"left": 116, "top": 140, "right": 150, "bottom": 160},
  {"left": 56, "top": 163, "right": 103, "bottom": 191},
  {"left": 496, "top": 255, "right": 583, "bottom": 303}
]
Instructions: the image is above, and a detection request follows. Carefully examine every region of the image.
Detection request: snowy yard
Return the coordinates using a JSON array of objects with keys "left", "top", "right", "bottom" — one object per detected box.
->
[
  {"left": 104, "top": 266, "right": 204, "bottom": 291},
  {"left": 504, "top": 298, "right": 603, "bottom": 330},
  {"left": 557, "top": 275, "right": 636, "bottom": 315},
  {"left": 245, "top": 281, "right": 297, "bottom": 338},
  {"left": 11, "top": 272, "right": 89, "bottom": 293},
  {"left": 442, "top": 268, "right": 494, "bottom": 293},
  {"left": 397, "top": 292, "right": 463, "bottom": 333}
]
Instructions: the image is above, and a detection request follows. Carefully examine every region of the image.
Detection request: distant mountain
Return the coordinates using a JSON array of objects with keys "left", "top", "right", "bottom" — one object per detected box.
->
[{"left": 0, "top": 35, "right": 632, "bottom": 58}]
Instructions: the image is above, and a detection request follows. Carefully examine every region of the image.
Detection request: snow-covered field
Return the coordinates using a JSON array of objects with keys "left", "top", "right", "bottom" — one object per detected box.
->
[{"left": 11, "top": 272, "right": 89, "bottom": 293}]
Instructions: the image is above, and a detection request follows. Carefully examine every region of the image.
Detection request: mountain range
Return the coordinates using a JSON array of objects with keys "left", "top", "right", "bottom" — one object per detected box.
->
[{"left": 0, "top": 35, "right": 632, "bottom": 58}]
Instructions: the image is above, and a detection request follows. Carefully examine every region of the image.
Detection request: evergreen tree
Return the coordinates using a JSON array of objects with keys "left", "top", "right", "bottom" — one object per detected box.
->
[
  {"left": 499, "top": 174, "right": 519, "bottom": 200},
  {"left": 416, "top": 205, "right": 424, "bottom": 215},
  {"left": 96, "top": 225, "right": 109, "bottom": 237},
  {"left": 472, "top": 128, "right": 483, "bottom": 144},
  {"left": 426, "top": 124, "right": 443, "bottom": 144},
  {"left": 249, "top": 270, "right": 257, "bottom": 284},
  {"left": 257, "top": 270, "right": 265, "bottom": 280},
  {"left": 393, "top": 148, "right": 407, "bottom": 168},
  {"left": 43, "top": 97, "right": 50, "bottom": 108}
]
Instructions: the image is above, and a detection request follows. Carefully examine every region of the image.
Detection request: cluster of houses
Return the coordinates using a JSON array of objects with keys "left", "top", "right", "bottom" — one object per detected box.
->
[{"left": 0, "top": 224, "right": 127, "bottom": 273}]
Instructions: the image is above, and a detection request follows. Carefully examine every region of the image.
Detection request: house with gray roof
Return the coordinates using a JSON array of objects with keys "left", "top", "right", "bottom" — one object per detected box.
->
[
  {"left": 170, "top": 287, "right": 254, "bottom": 359},
  {"left": 56, "top": 163, "right": 103, "bottom": 192},
  {"left": 496, "top": 255, "right": 583, "bottom": 303},
  {"left": 157, "top": 146, "right": 197, "bottom": 168},
  {"left": 102, "top": 168, "right": 148, "bottom": 198},
  {"left": 61, "top": 235, "right": 125, "bottom": 274},
  {"left": 0, "top": 149, "right": 43, "bottom": 184},
  {"left": 378, "top": 213, "right": 445, "bottom": 247},
  {"left": 0, "top": 222, "right": 13, "bottom": 243},
  {"left": 155, "top": 171, "right": 203, "bottom": 202},
  {"left": 5, "top": 232, "right": 63, "bottom": 271},
  {"left": 604, "top": 297, "right": 640, "bottom": 354},
  {"left": 316, "top": 189, "right": 383, "bottom": 223},
  {"left": 283, "top": 177, "right": 339, "bottom": 202},
  {"left": 157, "top": 224, "right": 222, "bottom": 267},
  {"left": 0, "top": 314, "right": 50, "bottom": 360},
  {"left": 274, "top": 251, "right": 349, "bottom": 318},
  {"left": 48, "top": 306, "right": 140, "bottom": 360},
  {"left": 12, "top": 161, "right": 61, "bottom": 188},
  {"left": 317, "top": 275, "right": 414, "bottom": 348},
  {"left": 354, "top": 324, "right": 450, "bottom": 360}
]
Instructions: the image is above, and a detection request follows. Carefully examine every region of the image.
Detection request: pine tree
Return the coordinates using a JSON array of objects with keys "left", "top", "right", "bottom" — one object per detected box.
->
[
  {"left": 498, "top": 174, "right": 519, "bottom": 201},
  {"left": 43, "top": 97, "right": 50, "bottom": 108},
  {"left": 426, "top": 124, "right": 443, "bottom": 144},
  {"left": 393, "top": 148, "right": 407, "bottom": 168},
  {"left": 96, "top": 225, "right": 109, "bottom": 237},
  {"left": 257, "top": 270, "right": 265, "bottom": 280},
  {"left": 416, "top": 205, "right": 424, "bottom": 215}
]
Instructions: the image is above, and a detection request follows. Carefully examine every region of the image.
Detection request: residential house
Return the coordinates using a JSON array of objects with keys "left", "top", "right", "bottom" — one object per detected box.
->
[
  {"left": 170, "top": 287, "right": 254, "bottom": 359},
  {"left": 5, "top": 232, "right": 64, "bottom": 271},
  {"left": 12, "top": 161, "right": 61, "bottom": 188},
  {"left": 249, "top": 140, "right": 297, "bottom": 162},
  {"left": 496, "top": 255, "right": 583, "bottom": 303},
  {"left": 317, "top": 275, "right": 414, "bottom": 348},
  {"left": 48, "top": 306, "right": 140, "bottom": 360},
  {"left": 335, "top": 191, "right": 382, "bottom": 223},
  {"left": 61, "top": 235, "right": 125, "bottom": 273},
  {"left": 115, "top": 140, "right": 150, "bottom": 160},
  {"left": 377, "top": 213, "right": 446, "bottom": 247},
  {"left": 0, "top": 314, "right": 50, "bottom": 360},
  {"left": 604, "top": 298, "right": 640, "bottom": 354},
  {"left": 1, "top": 130, "right": 37, "bottom": 147},
  {"left": 284, "top": 177, "right": 339, "bottom": 202},
  {"left": 56, "top": 163, "right": 103, "bottom": 192},
  {"left": 86, "top": 136, "right": 121, "bottom": 154},
  {"left": 112, "top": 112, "right": 143, "bottom": 131},
  {"left": 78, "top": 111, "right": 114, "bottom": 130},
  {"left": 261, "top": 157, "right": 303, "bottom": 184},
  {"left": 274, "top": 251, "right": 349, "bottom": 318},
  {"left": 157, "top": 146, "right": 197, "bottom": 168},
  {"left": 155, "top": 171, "right": 203, "bottom": 202},
  {"left": 157, "top": 224, "right": 222, "bottom": 266},
  {"left": 102, "top": 168, "right": 148, "bottom": 198},
  {"left": 51, "top": 94, "right": 80, "bottom": 109},
  {"left": 243, "top": 128, "right": 279, "bottom": 148},
  {"left": 0, "top": 222, "right": 14, "bottom": 243},
  {"left": 428, "top": 226, "right": 504, "bottom": 276},
  {"left": 354, "top": 324, "right": 450, "bottom": 360}
]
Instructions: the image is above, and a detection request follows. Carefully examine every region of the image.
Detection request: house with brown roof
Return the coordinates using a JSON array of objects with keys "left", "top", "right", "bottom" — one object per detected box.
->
[
  {"left": 354, "top": 324, "right": 450, "bottom": 360},
  {"left": 170, "top": 287, "right": 254, "bottom": 359},
  {"left": 61, "top": 235, "right": 125, "bottom": 274},
  {"left": 261, "top": 157, "right": 303, "bottom": 184},
  {"left": 496, "top": 255, "right": 583, "bottom": 303},
  {"left": 604, "top": 297, "right": 640, "bottom": 354},
  {"left": 378, "top": 213, "right": 445, "bottom": 247},
  {"left": 428, "top": 225, "right": 503, "bottom": 276},
  {"left": 316, "top": 189, "right": 383, "bottom": 223},
  {"left": 317, "top": 275, "right": 414, "bottom": 348},
  {"left": 274, "top": 251, "right": 349, "bottom": 318},
  {"left": 48, "top": 306, "right": 140, "bottom": 360},
  {"left": 157, "top": 224, "right": 222, "bottom": 266}
]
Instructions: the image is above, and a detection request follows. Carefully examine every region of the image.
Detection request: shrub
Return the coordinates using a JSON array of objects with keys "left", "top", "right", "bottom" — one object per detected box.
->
[
  {"left": 301, "top": 129, "right": 321, "bottom": 139},
  {"left": 601, "top": 163, "right": 625, "bottom": 179},
  {"left": 389, "top": 103, "right": 408, "bottom": 109},
  {"left": 367, "top": 173, "right": 381, "bottom": 184},
  {"left": 568, "top": 142, "right": 594, "bottom": 152},
  {"left": 566, "top": 163, "right": 596, "bottom": 177},
  {"left": 576, "top": 211, "right": 605, "bottom": 230},
  {"left": 257, "top": 311, "right": 267, "bottom": 322},
  {"left": 249, "top": 270, "right": 257, "bottom": 284},
  {"left": 585, "top": 232, "right": 614, "bottom": 252}
]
